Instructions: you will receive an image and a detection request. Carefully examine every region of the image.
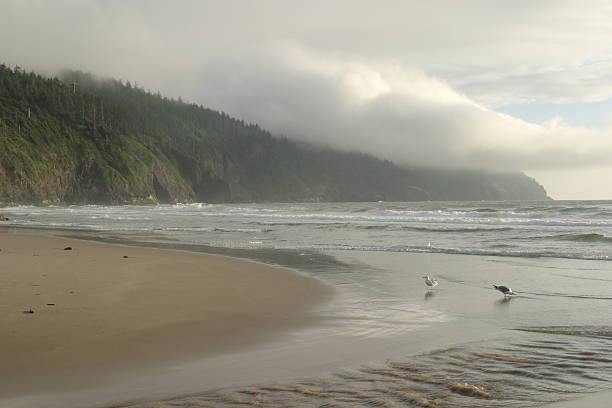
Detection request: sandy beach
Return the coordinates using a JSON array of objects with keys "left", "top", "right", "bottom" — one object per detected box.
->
[
  {"left": 4, "top": 201, "right": 612, "bottom": 407},
  {"left": 0, "top": 232, "right": 332, "bottom": 403}
]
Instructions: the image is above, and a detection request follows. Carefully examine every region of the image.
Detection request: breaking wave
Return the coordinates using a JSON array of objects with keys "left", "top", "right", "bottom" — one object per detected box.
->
[{"left": 553, "top": 233, "right": 612, "bottom": 243}]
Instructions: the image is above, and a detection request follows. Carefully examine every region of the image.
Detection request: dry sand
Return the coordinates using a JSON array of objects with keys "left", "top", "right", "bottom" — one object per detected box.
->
[{"left": 0, "top": 232, "right": 332, "bottom": 399}]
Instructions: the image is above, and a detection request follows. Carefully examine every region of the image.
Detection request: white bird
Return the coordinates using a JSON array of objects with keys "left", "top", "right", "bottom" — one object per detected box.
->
[
  {"left": 493, "top": 285, "right": 515, "bottom": 296},
  {"left": 423, "top": 275, "right": 438, "bottom": 288}
]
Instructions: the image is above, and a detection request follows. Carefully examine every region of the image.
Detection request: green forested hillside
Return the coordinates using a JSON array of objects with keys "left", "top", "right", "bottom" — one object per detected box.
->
[{"left": 0, "top": 65, "right": 549, "bottom": 204}]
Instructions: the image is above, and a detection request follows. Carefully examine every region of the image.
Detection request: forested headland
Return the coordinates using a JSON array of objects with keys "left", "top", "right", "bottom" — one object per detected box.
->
[{"left": 0, "top": 65, "right": 550, "bottom": 204}]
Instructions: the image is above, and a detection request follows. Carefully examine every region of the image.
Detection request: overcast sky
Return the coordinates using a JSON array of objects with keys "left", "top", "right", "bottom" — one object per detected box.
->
[{"left": 3, "top": 0, "right": 612, "bottom": 199}]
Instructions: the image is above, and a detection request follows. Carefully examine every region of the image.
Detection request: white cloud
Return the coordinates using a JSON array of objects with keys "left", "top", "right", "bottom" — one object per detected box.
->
[
  {"left": 191, "top": 44, "right": 612, "bottom": 172},
  {"left": 451, "top": 60, "right": 612, "bottom": 107}
]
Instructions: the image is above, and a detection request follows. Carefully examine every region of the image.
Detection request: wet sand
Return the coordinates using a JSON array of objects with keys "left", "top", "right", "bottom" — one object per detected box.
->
[
  {"left": 545, "top": 390, "right": 612, "bottom": 407},
  {"left": 105, "top": 250, "right": 612, "bottom": 408},
  {"left": 0, "top": 232, "right": 332, "bottom": 405}
]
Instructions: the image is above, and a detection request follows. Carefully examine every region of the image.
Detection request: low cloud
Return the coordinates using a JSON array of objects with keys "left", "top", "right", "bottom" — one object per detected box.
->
[{"left": 192, "top": 44, "right": 612, "bottom": 171}]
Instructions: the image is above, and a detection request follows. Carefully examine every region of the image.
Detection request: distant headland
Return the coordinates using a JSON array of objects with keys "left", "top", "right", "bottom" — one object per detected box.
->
[{"left": 0, "top": 65, "right": 550, "bottom": 205}]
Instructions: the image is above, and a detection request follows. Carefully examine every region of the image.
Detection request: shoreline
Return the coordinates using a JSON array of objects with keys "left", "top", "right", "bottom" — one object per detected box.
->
[{"left": 0, "top": 231, "right": 333, "bottom": 406}]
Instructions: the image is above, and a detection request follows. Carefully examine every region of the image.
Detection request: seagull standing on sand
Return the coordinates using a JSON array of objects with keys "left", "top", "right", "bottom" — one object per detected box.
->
[
  {"left": 493, "top": 285, "right": 515, "bottom": 297},
  {"left": 423, "top": 275, "right": 438, "bottom": 288}
]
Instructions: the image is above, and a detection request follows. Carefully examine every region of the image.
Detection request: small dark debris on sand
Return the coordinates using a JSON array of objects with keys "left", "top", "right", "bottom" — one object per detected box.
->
[
  {"left": 123, "top": 255, "right": 129, "bottom": 258},
  {"left": 22, "top": 309, "right": 34, "bottom": 314},
  {"left": 63, "top": 247, "right": 72, "bottom": 251},
  {"left": 46, "top": 303, "right": 55, "bottom": 306}
]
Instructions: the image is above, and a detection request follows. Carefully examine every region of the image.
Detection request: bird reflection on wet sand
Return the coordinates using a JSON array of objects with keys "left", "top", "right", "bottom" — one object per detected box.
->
[
  {"left": 496, "top": 296, "right": 514, "bottom": 307},
  {"left": 424, "top": 290, "right": 436, "bottom": 300}
]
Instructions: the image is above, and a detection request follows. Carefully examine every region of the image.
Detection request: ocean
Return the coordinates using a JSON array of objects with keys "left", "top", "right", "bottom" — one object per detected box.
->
[{"left": 3, "top": 200, "right": 612, "bottom": 407}]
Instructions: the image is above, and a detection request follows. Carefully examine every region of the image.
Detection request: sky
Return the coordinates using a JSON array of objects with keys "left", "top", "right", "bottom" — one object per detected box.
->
[{"left": 2, "top": 0, "right": 612, "bottom": 199}]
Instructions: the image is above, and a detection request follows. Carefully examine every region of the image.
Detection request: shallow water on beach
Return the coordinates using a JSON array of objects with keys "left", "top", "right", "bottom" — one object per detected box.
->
[
  {"left": 112, "top": 252, "right": 612, "bottom": 408},
  {"left": 3, "top": 200, "right": 612, "bottom": 407},
  {"left": 124, "top": 334, "right": 612, "bottom": 408}
]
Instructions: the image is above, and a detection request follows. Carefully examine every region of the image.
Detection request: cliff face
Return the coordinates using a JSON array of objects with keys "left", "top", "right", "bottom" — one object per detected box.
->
[{"left": 0, "top": 66, "right": 550, "bottom": 204}]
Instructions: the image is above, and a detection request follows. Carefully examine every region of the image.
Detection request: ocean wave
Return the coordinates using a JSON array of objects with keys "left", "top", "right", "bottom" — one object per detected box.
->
[
  {"left": 4, "top": 202, "right": 612, "bottom": 264},
  {"left": 87, "top": 215, "right": 153, "bottom": 221},
  {"left": 6, "top": 204, "right": 612, "bottom": 228},
  {"left": 509, "top": 205, "right": 611, "bottom": 217},
  {"left": 314, "top": 243, "right": 612, "bottom": 261},
  {"left": 171, "top": 202, "right": 212, "bottom": 209},
  {"left": 505, "top": 205, "right": 561, "bottom": 213},
  {"left": 189, "top": 210, "right": 612, "bottom": 227},
  {"left": 555, "top": 233, "right": 612, "bottom": 243},
  {"left": 157, "top": 227, "right": 215, "bottom": 232},
  {"left": 246, "top": 221, "right": 515, "bottom": 233},
  {"left": 158, "top": 227, "right": 271, "bottom": 233},
  {"left": 223, "top": 206, "right": 283, "bottom": 214},
  {"left": 7, "top": 220, "right": 105, "bottom": 230},
  {"left": 214, "top": 227, "right": 271, "bottom": 233},
  {"left": 525, "top": 233, "right": 612, "bottom": 244},
  {"left": 511, "top": 205, "right": 601, "bottom": 213},
  {"left": 518, "top": 326, "right": 612, "bottom": 338},
  {"left": 385, "top": 209, "right": 483, "bottom": 218},
  {"left": 558, "top": 206, "right": 602, "bottom": 213},
  {"left": 248, "top": 221, "right": 349, "bottom": 228},
  {"left": 472, "top": 208, "right": 501, "bottom": 214},
  {"left": 404, "top": 226, "right": 514, "bottom": 233},
  {"left": 8, "top": 220, "right": 155, "bottom": 233},
  {"left": 355, "top": 225, "right": 514, "bottom": 233}
]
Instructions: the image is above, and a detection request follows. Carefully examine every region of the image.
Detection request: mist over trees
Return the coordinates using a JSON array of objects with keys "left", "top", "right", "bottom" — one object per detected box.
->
[{"left": 0, "top": 65, "right": 549, "bottom": 204}]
